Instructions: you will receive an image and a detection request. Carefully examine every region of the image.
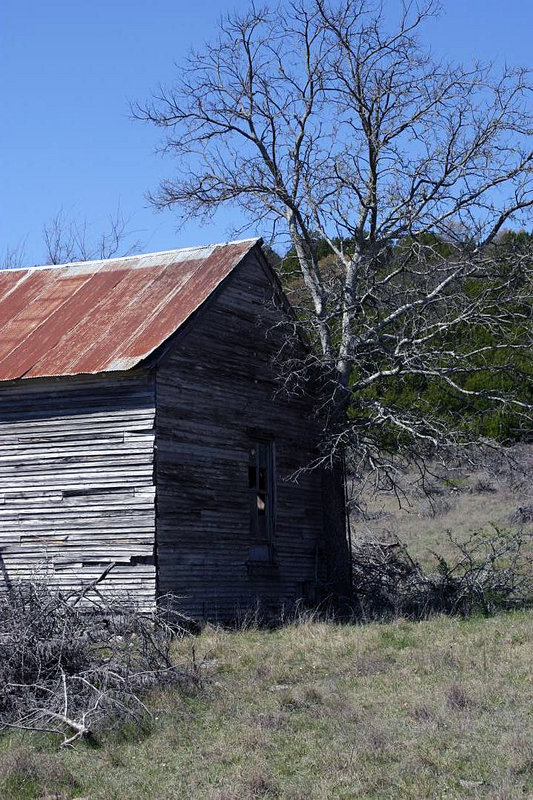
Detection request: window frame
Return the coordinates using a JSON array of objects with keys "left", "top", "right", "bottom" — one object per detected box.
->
[{"left": 248, "top": 440, "right": 276, "bottom": 562}]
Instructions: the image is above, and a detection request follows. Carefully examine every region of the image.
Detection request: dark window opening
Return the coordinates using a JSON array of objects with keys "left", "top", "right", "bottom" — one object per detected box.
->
[{"left": 249, "top": 442, "right": 276, "bottom": 559}]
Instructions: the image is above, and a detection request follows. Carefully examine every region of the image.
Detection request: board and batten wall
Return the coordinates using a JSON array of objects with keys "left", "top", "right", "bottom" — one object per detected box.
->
[
  {"left": 0, "top": 372, "right": 157, "bottom": 609},
  {"left": 155, "top": 251, "right": 326, "bottom": 621}
]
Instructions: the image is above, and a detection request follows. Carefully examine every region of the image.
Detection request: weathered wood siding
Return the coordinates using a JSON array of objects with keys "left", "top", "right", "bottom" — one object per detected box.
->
[
  {"left": 0, "top": 372, "right": 157, "bottom": 608},
  {"left": 155, "top": 252, "right": 325, "bottom": 620}
]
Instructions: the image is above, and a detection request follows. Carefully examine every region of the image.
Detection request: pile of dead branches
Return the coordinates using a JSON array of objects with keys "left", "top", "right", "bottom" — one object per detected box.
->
[
  {"left": 351, "top": 527, "right": 533, "bottom": 620},
  {"left": 0, "top": 582, "right": 198, "bottom": 747}
]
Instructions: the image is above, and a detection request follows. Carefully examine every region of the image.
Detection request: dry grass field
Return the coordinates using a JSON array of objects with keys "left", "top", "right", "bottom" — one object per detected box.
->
[
  {"left": 0, "top": 611, "right": 532, "bottom": 800},
  {"left": 0, "top": 446, "right": 532, "bottom": 800},
  {"left": 350, "top": 444, "right": 533, "bottom": 569}
]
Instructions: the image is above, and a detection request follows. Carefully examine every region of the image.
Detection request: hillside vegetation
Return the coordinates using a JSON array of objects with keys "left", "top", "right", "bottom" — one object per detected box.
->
[
  {"left": 1, "top": 611, "right": 532, "bottom": 800},
  {"left": 350, "top": 444, "right": 533, "bottom": 570}
]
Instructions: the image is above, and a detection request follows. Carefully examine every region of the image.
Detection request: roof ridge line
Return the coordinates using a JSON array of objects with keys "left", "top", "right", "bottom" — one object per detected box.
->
[{"left": 3, "top": 238, "right": 261, "bottom": 273}]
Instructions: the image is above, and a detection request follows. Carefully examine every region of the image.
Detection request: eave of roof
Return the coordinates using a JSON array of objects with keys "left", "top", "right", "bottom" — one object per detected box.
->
[{"left": 0, "top": 238, "right": 260, "bottom": 382}]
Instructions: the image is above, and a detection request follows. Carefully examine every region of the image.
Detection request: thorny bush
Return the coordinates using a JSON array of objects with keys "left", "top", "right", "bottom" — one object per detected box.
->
[
  {"left": 351, "top": 526, "right": 533, "bottom": 620},
  {"left": 0, "top": 582, "right": 199, "bottom": 747}
]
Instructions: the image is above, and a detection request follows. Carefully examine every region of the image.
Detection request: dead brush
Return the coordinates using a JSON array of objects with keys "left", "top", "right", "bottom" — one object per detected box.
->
[
  {"left": 351, "top": 526, "right": 533, "bottom": 620},
  {"left": 0, "top": 581, "right": 199, "bottom": 748},
  {"left": 511, "top": 505, "right": 533, "bottom": 524}
]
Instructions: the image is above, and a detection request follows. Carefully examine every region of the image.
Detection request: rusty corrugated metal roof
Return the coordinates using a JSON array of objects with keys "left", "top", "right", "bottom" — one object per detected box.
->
[{"left": 0, "top": 239, "right": 260, "bottom": 381}]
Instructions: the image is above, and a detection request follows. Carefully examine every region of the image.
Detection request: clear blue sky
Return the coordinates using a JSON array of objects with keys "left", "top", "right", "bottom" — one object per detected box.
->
[{"left": 1, "top": 0, "right": 531, "bottom": 266}]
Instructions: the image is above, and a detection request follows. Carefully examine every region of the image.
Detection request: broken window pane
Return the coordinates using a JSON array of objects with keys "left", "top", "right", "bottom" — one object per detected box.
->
[{"left": 249, "top": 441, "right": 275, "bottom": 553}]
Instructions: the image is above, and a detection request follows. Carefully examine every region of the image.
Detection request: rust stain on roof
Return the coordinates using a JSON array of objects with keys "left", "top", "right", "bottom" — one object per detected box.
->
[{"left": 0, "top": 239, "right": 259, "bottom": 381}]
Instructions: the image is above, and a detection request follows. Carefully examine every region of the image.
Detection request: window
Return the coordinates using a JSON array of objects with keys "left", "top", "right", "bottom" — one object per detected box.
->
[{"left": 248, "top": 441, "right": 276, "bottom": 559}]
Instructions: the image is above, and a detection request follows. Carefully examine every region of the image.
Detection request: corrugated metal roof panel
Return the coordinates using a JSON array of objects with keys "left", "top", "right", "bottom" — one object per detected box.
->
[{"left": 0, "top": 239, "right": 259, "bottom": 382}]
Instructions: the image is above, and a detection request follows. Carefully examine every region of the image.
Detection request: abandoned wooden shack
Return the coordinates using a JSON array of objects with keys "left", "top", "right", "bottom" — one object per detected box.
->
[{"left": 0, "top": 239, "right": 349, "bottom": 619}]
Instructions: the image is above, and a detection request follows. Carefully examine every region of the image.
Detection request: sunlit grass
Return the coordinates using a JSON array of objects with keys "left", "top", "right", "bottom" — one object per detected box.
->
[
  {"left": 0, "top": 611, "right": 531, "bottom": 799},
  {"left": 350, "top": 444, "right": 533, "bottom": 571}
]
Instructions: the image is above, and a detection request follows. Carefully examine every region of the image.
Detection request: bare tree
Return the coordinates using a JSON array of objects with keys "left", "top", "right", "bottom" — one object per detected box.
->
[
  {"left": 43, "top": 207, "right": 139, "bottom": 265},
  {"left": 137, "top": 0, "right": 532, "bottom": 481},
  {"left": 1, "top": 209, "right": 141, "bottom": 272},
  {"left": 0, "top": 242, "right": 26, "bottom": 270}
]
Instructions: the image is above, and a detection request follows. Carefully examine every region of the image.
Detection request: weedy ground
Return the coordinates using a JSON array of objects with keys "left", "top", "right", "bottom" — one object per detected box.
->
[
  {"left": 0, "top": 611, "right": 532, "bottom": 800},
  {"left": 350, "top": 444, "right": 533, "bottom": 569},
  {"left": 1, "top": 445, "right": 532, "bottom": 800}
]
